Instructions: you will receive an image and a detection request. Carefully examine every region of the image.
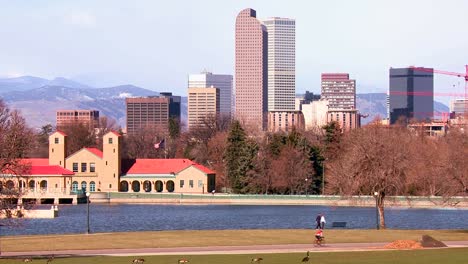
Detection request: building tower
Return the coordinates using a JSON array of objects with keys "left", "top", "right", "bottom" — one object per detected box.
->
[
  {"left": 188, "top": 72, "right": 233, "bottom": 118},
  {"left": 235, "top": 8, "right": 268, "bottom": 130},
  {"left": 321, "top": 73, "right": 356, "bottom": 110},
  {"left": 56, "top": 110, "right": 99, "bottom": 129},
  {"left": 262, "top": 17, "right": 296, "bottom": 111},
  {"left": 188, "top": 86, "right": 220, "bottom": 130},
  {"left": 389, "top": 67, "right": 434, "bottom": 124},
  {"left": 125, "top": 97, "right": 169, "bottom": 135},
  {"left": 102, "top": 132, "right": 121, "bottom": 192},
  {"left": 49, "top": 131, "right": 67, "bottom": 167}
]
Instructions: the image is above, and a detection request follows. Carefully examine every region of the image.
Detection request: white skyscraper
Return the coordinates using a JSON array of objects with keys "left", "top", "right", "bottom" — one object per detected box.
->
[
  {"left": 262, "top": 17, "right": 296, "bottom": 111},
  {"left": 188, "top": 72, "right": 233, "bottom": 117}
]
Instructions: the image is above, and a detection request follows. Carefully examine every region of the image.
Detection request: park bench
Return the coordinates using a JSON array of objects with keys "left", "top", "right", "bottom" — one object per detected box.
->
[{"left": 331, "top": 221, "right": 347, "bottom": 228}]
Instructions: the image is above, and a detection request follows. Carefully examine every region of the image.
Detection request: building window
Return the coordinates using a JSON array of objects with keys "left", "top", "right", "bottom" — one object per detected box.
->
[
  {"left": 198, "top": 180, "right": 203, "bottom": 188},
  {"left": 180, "top": 180, "right": 184, "bottom": 188},
  {"left": 54, "top": 137, "right": 59, "bottom": 144},
  {"left": 81, "top": 163, "right": 87, "bottom": 172},
  {"left": 109, "top": 184, "right": 112, "bottom": 189},
  {"left": 90, "top": 181, "right": 96, "bottom": 192},
  {"left": 108, "top": 138, "right": 113, "bottom": 144},
  {"left": 90, "top": 163, "right": 95, "bottom": 172},
  {"left": 73, "top": 163, "right": 78, "bottom": 172},
  {"left": 189, "top": 180, "right": 194, "bottom": 188},
  {"left": 72, "top": 181, "right": 78, "bottom": 191},
  {"left": 81, "top": 181, "right": 87, "bottom": 191}
]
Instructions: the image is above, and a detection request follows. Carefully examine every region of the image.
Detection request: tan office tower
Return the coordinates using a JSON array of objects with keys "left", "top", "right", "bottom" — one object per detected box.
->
[
  {"left": 188, "top": 72, "right": 233, "bottom": 117},
  {"left": 125, "top": 97, "right": 169, "bottom": 135},
  {"left": 263, "top": 17, "right": 296, "bottom": 111},
  {"left": 188, "top": 87, "right": 220, "bottom": 131},
  {"left": 235, "top": 8, "right": 268, "bottom": 130},
  {"left": 321, "top": 73, "right": 356, "bottom": 110},
  {"left": 56, "top": 110, "right": 99, "bottom": 129}
]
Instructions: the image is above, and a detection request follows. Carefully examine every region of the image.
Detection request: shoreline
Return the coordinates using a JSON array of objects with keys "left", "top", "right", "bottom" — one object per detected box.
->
[{"left": 89, "top": 193, "right": 468, "bottom": 209}]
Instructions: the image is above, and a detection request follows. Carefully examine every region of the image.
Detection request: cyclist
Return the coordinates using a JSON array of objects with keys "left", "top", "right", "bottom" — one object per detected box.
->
[{"left": 315, "top": 229, "right": 324, "bottom": 245}]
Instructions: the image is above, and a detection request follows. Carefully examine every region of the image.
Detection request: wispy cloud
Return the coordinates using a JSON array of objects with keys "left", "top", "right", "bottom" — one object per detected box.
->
[{"left": 65, "top": 12, "right": 97, "bottom": 28}]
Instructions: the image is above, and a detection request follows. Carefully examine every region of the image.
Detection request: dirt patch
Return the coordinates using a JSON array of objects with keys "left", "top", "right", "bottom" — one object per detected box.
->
[{"left": 384, "top": 240, "right": 423, "bottom": 249}]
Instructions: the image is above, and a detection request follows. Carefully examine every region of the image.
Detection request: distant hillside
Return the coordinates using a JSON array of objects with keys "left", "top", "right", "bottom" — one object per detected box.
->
[
  {"left": 0, "top": 76, "right": 91, "bottom": 93},
  {"left": 0, "top": 77, "right": 160, "bottom": 128}
]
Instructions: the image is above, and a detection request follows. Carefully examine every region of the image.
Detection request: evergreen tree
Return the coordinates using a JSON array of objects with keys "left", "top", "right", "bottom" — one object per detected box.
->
[{"left": 224, "top": 120, "right": 257, "bottom": 193}]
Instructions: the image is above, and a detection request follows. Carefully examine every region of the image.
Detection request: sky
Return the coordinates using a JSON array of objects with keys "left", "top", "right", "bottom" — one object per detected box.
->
[{"left": 1, "top": 0, "right": 467, "bottom": 103}]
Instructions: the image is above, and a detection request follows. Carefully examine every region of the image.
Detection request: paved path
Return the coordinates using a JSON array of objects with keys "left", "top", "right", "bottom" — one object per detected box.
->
[{"left": 2, "top": 241, "right": 468, "bottom": 257}]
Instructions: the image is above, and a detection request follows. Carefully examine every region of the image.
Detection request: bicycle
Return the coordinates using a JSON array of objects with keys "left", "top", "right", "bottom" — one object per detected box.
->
[{"left": 315, "top": 236, "right": 325, "bottom": 246}]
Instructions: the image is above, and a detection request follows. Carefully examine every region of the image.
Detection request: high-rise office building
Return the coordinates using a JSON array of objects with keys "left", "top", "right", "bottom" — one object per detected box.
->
[
  {"left": 56, "top": 110, "right": 99, "bottom": 129},
  {"left": 188, "top": 87, "right": 220, "bottom": 130},
  {"left": 389, "top": 67, "right": 434, "bottom": 124},
  {"left": 235, "top": 8, "right": 268, "bottom": 130},
  {"left": 125, "top": 97, "right": 169, "bottom": 135},
  {"left": 262, "top": 17, "right": 295, "bottom": 111},
  {"left": 188, "top": 72, "right": 232, "bottom": 117},
  {"left": 450, "top": 98, "right": 467, "bottom": 117},
  {"left": 321, "top": 73, "right": 356, "bottom": 110},
  {"left": 159, "top": 92, "right": 181, "bottom": 121}
]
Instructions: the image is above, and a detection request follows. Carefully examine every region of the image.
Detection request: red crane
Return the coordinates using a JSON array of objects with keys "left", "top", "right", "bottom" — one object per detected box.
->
[{"left": 410, "top": 65, "right": 468, "bottom": 117}]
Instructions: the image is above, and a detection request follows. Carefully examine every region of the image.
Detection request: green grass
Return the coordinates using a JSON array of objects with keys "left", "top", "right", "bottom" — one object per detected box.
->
[
  {"left": 3, "top": 229, "right": 468, "bottom": 252},
  {"left": 2, "top": 248, "right": 468, "bottom": 264}
]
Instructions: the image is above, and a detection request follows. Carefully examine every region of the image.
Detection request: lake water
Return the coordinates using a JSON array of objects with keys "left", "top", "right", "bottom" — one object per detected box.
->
[{"left": 1, "top": 204, "right": 467, "bottom": 236}]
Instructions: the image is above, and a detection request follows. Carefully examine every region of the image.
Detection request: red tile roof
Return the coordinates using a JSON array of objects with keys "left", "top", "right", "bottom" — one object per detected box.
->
[
  {"left": 53, "top": 130, "right": 67, "bottom": 136},
  {"left": 192, "top": 164, "right": 216, "bottom": 174},
  {"left": 122, "top": 159, "right": 215, "bottom": 175},
  {"left": 29, "top": 166, "right": 74, "bottom": 176},
  {"left": 107, "top": 131, "right": 122, "bottom": 137},
  {"left": 85, "top": 148, "right": 103, "bottom": 158}
]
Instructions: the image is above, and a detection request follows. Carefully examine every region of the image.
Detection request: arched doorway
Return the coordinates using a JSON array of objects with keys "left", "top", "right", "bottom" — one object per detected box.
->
[
  {"left": 72, "top": 181, "right": 79, "bottom": 192},
  {"left": 29, "top": 180, "right": 35, "bottom": 191},
  {"left": 120, "top": 181, "right": 129, "bottom": 192},
  {"left": 40, "top": 180, "right": 47, "bottom": 191},
  {"left": 131, "top": 181, "right": 140, "bottom": 192},
  {"left": 166, "top": 180, "right": 174, "bottom": 193},
  {"left": 155, "top": 181, "right": 163, "bottom": 192},
  {"left": 19, "top": 180, "right": 26, "bottom": 190},
  {"left": 6, "top": 180, "right": 14, "bottom": 189},
  {"left": 143, "top": 181, "right": 151, "bottom": 192},
  {"left": 81, "top": 181, "right": 87, "bottom": 192}
]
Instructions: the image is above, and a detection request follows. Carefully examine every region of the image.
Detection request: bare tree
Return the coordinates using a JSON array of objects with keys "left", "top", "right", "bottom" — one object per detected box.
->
[
  {"left": 207, "top": 132, "right": 228, "bottom": 192},
  {"left": 270, "top": 145, "right": 313, "bottom": 194},
  {"left": 441, "top": 129, "right": 468, "bottom": 196},
  {"left": 123, "top": 125, "right": 168, "bottom": 159},
  {"left": 326, "top": 124, "right": 414, "bottom": 229},
  {"left": 0, "top": 99, "right": 34, "bottom": 218}
]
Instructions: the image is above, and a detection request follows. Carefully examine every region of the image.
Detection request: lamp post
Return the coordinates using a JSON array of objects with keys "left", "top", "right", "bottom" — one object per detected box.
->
[
  {"left": 322, "top": 160, "right": 325, "bottom": 195},
  {"left": 305, "top": 178, "right": 308, "bottom": 196},
  {"left": 373, "top": 191, "right": 379, "bottom": 230},
  {"left": 86, "top": 192, "right": 90, "bottom": 234}
]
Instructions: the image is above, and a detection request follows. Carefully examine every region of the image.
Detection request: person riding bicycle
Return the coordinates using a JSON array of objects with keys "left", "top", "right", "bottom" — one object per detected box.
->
[{"left": 315, "top": 228, "right": 324, "bottom": 243}]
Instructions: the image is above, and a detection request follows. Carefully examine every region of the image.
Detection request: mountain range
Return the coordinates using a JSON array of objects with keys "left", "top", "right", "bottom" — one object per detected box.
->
[{"left": 0, "top": 76, "right": 449, "bottom": 129}]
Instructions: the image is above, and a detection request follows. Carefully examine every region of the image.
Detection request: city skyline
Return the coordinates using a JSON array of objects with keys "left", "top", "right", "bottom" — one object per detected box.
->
[{"left": 1, "top": 1, "right": 467, "bottom": 105}]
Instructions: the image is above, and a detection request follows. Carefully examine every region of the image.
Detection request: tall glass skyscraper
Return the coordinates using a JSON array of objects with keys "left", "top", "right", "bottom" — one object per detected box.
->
[
  {"left": 262, "top": 17, "right": 296, "bottom": 111},
  {"left": 389, "top": 67, "right": 434, "bottom": 124}
]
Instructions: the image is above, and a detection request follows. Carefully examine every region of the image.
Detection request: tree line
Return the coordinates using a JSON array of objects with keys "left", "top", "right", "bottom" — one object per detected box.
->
[{"left": 1, "top": 98, "right": 467, "bottom": 226}]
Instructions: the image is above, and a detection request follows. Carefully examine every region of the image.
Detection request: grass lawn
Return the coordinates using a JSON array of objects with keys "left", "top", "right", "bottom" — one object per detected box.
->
[
  {"left": 2, "top": 229, "right": 468, "bottom": 252},
  {"left": 1, "top": 248, "right": 468, "bottom": 264}
]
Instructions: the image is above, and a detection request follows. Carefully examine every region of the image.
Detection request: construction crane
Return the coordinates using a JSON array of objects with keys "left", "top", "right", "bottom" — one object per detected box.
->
[{"left": 410, "top": 65, "right": 468, "bottom": 117}]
